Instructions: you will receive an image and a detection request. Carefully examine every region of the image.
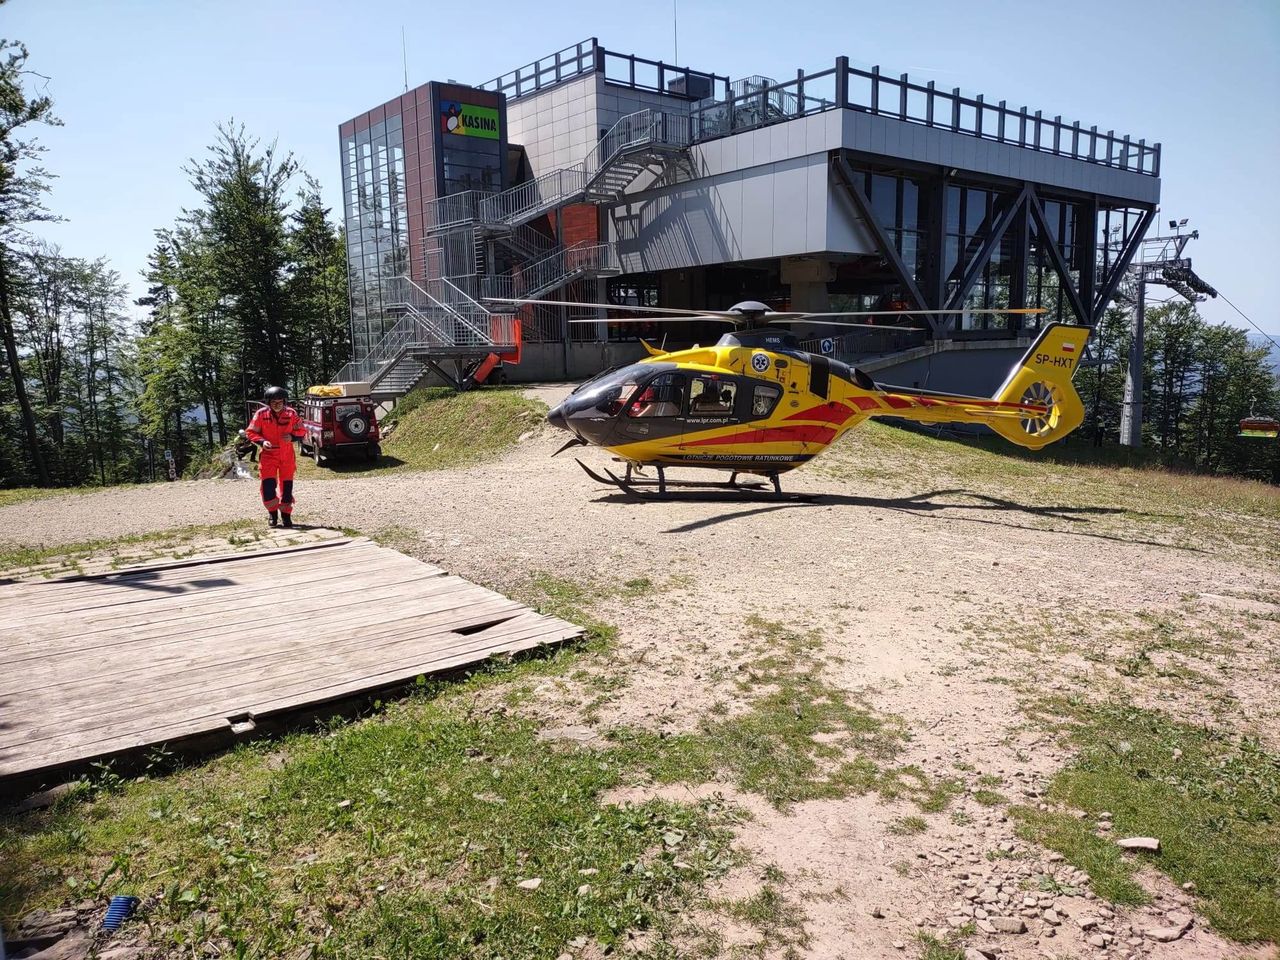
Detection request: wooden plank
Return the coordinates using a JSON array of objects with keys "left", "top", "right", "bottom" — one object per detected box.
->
[
  {"left": 5, "top": 596, "right": 528, "bottom": 737},
  {"left": 0, "top": 537, "right": 362, "bottom": 606},
  {"left": 3, "top": 596, "right": 526, "bottom": 729},
  {"left": 0, "top": 574, "right": 506, "bottom": 674},
  {"left": 0, "top": 539, "right": 407, "bottom": 614},
  {"left": 0, "top": 559, "right": 444, "bottom": 654},
  {"left": 0, "top": 539, "right": 581, "bottom": 785},
  {"left": 0, "top": 543, "right": 428, "bottom": 623},
  {"left": 5, "top": 611, "right": 575, "bottom": 763},
  {"left": 11, "top": 618, "right": 581, "bottom": 774},
  {"left": 0, "top": 542, "right": 443, "bottom": 637}
]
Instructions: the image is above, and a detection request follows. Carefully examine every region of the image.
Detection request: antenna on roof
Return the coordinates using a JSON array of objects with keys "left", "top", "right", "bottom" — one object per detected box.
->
[
  {"left": 401, "top": 26, "right": 409, "bottom": 93},
  {"left": 673, "top": 0, "right": 679, "bottom": 65}
]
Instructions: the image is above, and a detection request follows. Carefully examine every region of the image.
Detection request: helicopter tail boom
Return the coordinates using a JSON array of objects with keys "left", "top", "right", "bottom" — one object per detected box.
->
[
  {"left": 983, "top": 323, "right": 1089, "bottom": 450},
  {"left": 864, "top": 323, "right": 1089, "bottom": 450}
]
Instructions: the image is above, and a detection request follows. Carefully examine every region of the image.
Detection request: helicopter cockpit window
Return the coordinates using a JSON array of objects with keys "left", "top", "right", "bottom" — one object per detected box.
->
[
  {"left": 627, "top": 373, "right": 685, "bottom": 418},
  {"left": 751, "top": 383, "right": 782, "bottom": 418},
  {"left": 594, "top": 377, "right": 642, "bottom": 416},
  {"left": 688, "top": 376, "right": 737, "bottom": 416}
]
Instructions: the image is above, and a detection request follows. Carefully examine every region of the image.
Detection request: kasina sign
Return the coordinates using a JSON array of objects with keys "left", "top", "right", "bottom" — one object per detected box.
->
[{"left": 440, "top": 101, "right": 500, "bottom": 140}]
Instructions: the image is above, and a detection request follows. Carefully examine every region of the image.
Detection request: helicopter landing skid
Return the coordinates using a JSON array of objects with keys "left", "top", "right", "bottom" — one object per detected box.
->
[{"left": 575, "top": 459, "right": 812, "bottom": 501}]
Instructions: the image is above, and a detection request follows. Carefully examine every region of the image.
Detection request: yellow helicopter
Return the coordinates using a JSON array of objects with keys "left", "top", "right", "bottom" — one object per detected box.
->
[{"left": 489, "top": 297, "right": 1090, "bottom": 498}]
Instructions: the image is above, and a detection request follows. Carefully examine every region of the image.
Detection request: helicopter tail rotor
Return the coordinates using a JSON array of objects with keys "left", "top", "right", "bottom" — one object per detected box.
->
[{"left": 985, "top": 323, "right": 1089, "bottom": 450}]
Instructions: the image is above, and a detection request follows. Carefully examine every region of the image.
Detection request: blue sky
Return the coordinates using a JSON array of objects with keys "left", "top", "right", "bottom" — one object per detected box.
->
[{"left": 8, "top": 0, "right": 1279, "bottom": 338}]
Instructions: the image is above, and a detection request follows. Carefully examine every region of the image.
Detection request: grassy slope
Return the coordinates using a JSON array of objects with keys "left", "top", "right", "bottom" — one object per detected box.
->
[{"left": 294, "top": 387, "right": 547, "bottom": 479}]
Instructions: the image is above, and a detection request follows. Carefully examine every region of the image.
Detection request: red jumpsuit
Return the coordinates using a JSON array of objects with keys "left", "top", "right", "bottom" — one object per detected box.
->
[{"left": 245, "top": 405, "right": 305, "bottom": 515}]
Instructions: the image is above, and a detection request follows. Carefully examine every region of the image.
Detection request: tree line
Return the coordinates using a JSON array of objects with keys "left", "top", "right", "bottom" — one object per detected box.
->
[
  {"left": 0, "top": 36, "right": 349, "bottom": 487},
  {"left": 1078, "top": 302, "right": 1279, "bottom": 482}
]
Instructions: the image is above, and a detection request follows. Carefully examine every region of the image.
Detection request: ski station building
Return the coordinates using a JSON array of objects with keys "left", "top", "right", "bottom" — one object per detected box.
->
[{"left": 336, "top": 38, "right": 1160, "bottom": 396}]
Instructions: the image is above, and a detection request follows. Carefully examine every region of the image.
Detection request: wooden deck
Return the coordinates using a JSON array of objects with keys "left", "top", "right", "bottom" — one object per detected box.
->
[{"left": 0, "top": 538, "right": 581, "bottom": 792}]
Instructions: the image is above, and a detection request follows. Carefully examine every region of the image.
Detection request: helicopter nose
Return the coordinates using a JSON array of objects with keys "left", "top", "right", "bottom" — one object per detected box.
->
[{"left": 547, "top": 402, "right": 568, "bottom": 432}]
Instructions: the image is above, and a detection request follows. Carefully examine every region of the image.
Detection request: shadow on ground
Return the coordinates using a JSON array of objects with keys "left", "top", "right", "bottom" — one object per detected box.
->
[{"left": 589, "top": 487, "right": 1195, "bottom": 551}]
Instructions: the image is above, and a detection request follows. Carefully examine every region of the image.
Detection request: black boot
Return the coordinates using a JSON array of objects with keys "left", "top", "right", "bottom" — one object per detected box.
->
[
  {"left": 268, "top": 511, "right": 279, "bottom": 528},
  {"left": 281, "top": 513, "right": 293, "bottom": 528}
]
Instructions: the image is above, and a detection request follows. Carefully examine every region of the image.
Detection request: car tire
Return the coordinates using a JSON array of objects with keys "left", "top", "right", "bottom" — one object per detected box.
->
[
  {"left": 314, "top": 445, "right": 326, "bottom": 466},
  {"left": 367, "top": 443, "right": 380, "bottom": 463}
]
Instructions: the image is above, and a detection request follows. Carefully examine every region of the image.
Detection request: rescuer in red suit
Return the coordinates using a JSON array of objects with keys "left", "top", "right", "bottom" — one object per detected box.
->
[{"left": 245, "top": 386, "right": 305, "bottom": 527}]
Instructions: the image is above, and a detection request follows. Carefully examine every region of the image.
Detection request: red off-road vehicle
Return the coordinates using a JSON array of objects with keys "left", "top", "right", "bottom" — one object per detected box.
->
[{"left": 299, "top": 385, "right": 382, "bottom": 466}]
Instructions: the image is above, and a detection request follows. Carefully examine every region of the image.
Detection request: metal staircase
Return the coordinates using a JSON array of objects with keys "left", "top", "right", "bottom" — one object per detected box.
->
[
  {"left": 427, "top": 109, "right": 691, "bottom": 235},
  {"left": 481, "top": 241, "right": 621, "bottom": 302},
  {"left": 334, "top": 277, "right": 519, "bottom": 397},
  {"left": 338, "top": 110, "right": 691, "bottom": 400}
]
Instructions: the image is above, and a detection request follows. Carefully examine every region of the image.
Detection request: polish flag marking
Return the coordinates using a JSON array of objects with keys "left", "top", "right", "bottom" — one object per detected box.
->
[{"left": 1062, "top": 342, "right": 1077, "bottom": 353}]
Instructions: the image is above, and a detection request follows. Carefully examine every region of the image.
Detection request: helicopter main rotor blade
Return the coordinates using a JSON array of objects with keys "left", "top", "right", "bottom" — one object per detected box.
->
[
  {"left": 485, "top": 297, "right": 744, "bottom": 319},
  {"left": 788, "top": 308, "right": 1048, "bottom": 317},
  {"left": 567, "top": 315, "right": 738, "bottom": 325},
  {"left": 765, "top": 319, "right": 919, "bottom": 330}
]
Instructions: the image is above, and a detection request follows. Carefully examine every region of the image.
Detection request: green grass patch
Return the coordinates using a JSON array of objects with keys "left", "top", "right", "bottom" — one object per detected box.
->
[
  {"left": 819, "top": 421, "right": 1280, "bottom": 558},
  {"left": 610, "top": 618, "right": 961, "bottom": 812},
  {"left": 972, "top": 789, "right": 1007, "bottom": 807},
  {"left": 0, "top": 520, "right": 264, "bottom": 576},
  {"left": 0, "top": 676, "right": 735, "bottom": 958},
  {"left": 888, "top": 815, "right": 929, "bottom": 835},
  {"left": 715, "top": 881, "right": 807, "bottom": 956},
  {"left": 917, "top": 931, "right": 968, "bottom": 960},
  {"left": 0, "top": 486, "right": 64, "bottom": 509},
  {"left": 1013, "top": 699, "right": 1280, "bottom": 942}
]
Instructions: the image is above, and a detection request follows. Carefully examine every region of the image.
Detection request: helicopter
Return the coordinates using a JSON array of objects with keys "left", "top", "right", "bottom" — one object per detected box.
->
[{"left": 488, "top": 297, "right": 1090, "bottom": 498}]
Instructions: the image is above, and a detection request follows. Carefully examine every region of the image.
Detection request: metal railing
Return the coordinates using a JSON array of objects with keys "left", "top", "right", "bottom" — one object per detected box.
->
[
  {"left": 689, "top": 58, "right": 1159, "bottom": 176},
  {"left": 477, "top": 165, "right": 588, "bottom": 227},
  {"left": 479, "top": 37, "right": 728, "bottom": 105},
  {"left": 481, "top": 241, "right": 619, "bottom": 301},
  {"left": 426, "top": 190, "right": 496, "bottom": 232},
  {"left": 584, "top": 108, "right": 690, "bottom": 182},
  {"left": 333, "top": 306, "right": 448, "bottom": 386},
  {"left": 333, "top": 275, "right": 521, "bottom": 387},
  {"left": 426, "top": 109, "right": 691, "bottom": 235},
  {"left": 422, "top": 276, "right": 516, "bottom": 348},
  {"left": 500, "top": 223, "right": 559, "bottom": 260}
]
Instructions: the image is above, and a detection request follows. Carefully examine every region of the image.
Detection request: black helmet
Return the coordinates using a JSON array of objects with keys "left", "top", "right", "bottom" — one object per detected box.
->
[{"left": 264, "top": 386, "right": 287, "bottom": 403}]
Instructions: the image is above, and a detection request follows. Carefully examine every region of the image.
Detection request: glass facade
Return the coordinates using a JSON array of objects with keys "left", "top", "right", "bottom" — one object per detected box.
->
[
  {"left": 864, "top": 172, "right": 926, "bottom": 283},
  {"left": 441, "top": 133, "right": 503, "bottom": 195},
  {"left": 342, "top": 116, "right": 409, "bottom": 359},
  {"left": 945, "top": 184, "right": 1018, "bottom": 328},
  {"left": 342, "top": 83, "right": 505, "bottom": 362}
]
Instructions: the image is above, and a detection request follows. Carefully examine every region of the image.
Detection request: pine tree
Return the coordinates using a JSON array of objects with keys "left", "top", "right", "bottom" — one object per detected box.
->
[{"left": 0, "top": 36, "right": 60, "bottom": 485}]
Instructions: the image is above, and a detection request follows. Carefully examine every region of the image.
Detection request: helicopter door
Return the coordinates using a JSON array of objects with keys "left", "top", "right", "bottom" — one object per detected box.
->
[
  {"left": 621, "top": 372, "right": 686, "bottom": 440},
  {"left": 680, "top": 375, "right": 740, "bottom": 457}
]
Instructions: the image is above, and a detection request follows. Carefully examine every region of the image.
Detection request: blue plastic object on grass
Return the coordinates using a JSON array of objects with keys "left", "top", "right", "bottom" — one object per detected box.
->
[{"left": 102, "top": 895, "right": 140, "bottom": 930}]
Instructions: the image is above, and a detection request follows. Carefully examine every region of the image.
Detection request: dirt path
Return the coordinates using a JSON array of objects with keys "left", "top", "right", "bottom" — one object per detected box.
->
[{"left": 3, "top": 387, "right": 1277, "bottom": 960}]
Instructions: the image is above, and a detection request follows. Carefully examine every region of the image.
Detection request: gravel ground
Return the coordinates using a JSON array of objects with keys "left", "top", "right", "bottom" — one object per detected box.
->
[{"left": 3, "top": 384, "right": 1277, "bottom": 960}]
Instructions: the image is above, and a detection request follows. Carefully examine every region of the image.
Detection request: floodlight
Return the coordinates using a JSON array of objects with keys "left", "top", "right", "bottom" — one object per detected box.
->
[
  {"left": 1178, "top": 218, "right": 1188, "bottom": 226},
  {"left": 1169, "top": 220, "right": 1177, "bottom": 230}
]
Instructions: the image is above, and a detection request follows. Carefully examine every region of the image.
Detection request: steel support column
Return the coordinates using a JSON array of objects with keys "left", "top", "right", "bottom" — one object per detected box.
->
[
  {"left": 926, "top": 175, "right": 947, "bottom": 309},
  {"left": 1091, "top": 206, "right": 1155, "bottom": 324},
  {"left": 1028, "top": 194, "right": 1090, "bottom": 323},
  {"left": 1078, "top": 196, "right": 1098, "bottom": 319},
  {"left": 945, "top": 184, "right": 1030, "bottom": 312},
  {"left": 1119, "top": 277, "right": 1145, "bottom": 447},
  {"left": 1009, "top": 192, "right": 1030, "bottom": 330},
  {"left": 832, "top": 152, "right": 930, "bottom": 321}
]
